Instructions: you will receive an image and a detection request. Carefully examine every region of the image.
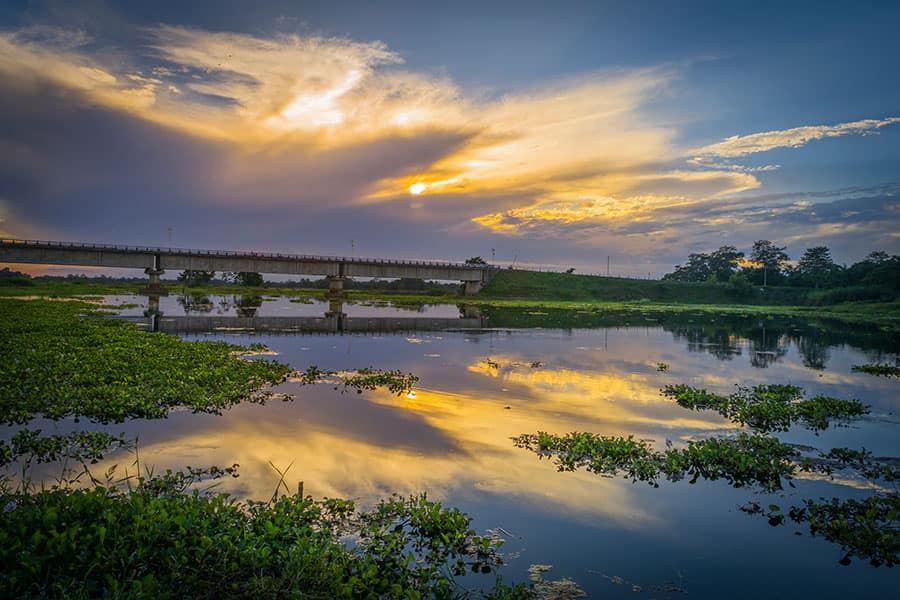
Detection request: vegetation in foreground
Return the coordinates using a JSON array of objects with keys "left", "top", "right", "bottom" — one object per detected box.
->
[
  {"left": 0, "top": 465, "right": 524, "bottom": 599},
  {"left": 0, "top": 298, "right": 532, "bottom": 597}
]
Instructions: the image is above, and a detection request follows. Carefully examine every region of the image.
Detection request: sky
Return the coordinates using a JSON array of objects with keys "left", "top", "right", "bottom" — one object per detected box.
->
[{"left": 1, "top": 0, "right": 898, "bottom": 277}]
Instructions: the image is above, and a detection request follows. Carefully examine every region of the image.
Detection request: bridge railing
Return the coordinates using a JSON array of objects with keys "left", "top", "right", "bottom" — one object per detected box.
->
[{"left": 0, "top": 239, "right": 490, "bottom": 270}]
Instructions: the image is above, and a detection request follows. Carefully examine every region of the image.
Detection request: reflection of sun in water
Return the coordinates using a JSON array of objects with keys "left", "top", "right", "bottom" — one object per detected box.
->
[{"left": 409, "top": 182, "right": 427, "bottom": 195}]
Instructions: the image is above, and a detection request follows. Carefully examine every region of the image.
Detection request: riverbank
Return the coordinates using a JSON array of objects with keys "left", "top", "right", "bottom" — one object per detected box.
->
[{"left": 3, "top": 278, "right": 898, "bottom": 330}]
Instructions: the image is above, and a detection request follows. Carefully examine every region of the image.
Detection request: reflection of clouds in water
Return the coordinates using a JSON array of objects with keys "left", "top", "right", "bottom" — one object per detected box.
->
[
  {"left": 71, "top": 322, "right": 898, "bottom": 537},
  {"left": 87, "top": 386, "right": 661, "bottom": 529}
]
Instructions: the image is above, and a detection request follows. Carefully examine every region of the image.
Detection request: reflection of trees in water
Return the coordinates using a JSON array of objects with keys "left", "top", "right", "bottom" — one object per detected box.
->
[
  {"left": 662, "top": 317, "right": 890, "bottom": 370},
  {"left": 859, "top": 349, "right": 900, "bottom": 366},
  {"left": 184, "top": 294, "right": 265, "bottom": 317},
  {"left": 797, "top": 334, "right": 831, "bottom": 370},
  {"left": 177, "top": 293, "right": 214, "bottom": 314},
  {"left": 666, "top": 326, "right": 742, "bottom": 361},
  {"left": 448, "top": 306, "right": 900, "bottom": 370},
  {"left": 747, "top": 324, "right": 789, "bottom": 368},
  {"left": 232, "top": 295, "right": 263, "bottom": 318}
]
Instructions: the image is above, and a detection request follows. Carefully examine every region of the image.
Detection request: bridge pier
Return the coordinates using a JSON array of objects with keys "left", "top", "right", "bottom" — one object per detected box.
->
[
  {"left": 141, "top": 268, "right": 168, "bottom": 296},
  {"left": 325, "top": 297, "right": 346, "bottom": 318},
  {"left": 325, "top": 276, "right": 347, "bottom": 298}
]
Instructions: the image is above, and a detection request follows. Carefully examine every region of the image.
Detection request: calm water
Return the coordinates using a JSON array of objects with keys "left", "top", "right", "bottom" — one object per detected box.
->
[{"left": 21, "top": 296, "right": 900, "bottom": 597}]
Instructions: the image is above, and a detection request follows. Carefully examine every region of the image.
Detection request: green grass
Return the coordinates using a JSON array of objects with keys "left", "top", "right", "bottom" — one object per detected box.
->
[{"left": 482, "top": 269, "right": 749, "bottom": 303}]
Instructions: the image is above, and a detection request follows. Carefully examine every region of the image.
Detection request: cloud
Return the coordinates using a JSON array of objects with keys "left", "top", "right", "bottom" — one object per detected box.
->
[
  {"left": 0, "top": 21, "right": 897, "bottom": 271},
  {"left": 691, "top": 117, "right": 900, "bottom": 158}
]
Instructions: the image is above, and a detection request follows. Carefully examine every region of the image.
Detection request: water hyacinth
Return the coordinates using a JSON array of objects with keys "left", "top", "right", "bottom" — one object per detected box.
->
[{"left": 661, "top": 383, "right": 869, "bottom": 432}]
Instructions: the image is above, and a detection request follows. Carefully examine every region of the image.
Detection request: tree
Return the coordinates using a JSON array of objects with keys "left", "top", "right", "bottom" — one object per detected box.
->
[
  {"left": 707, "top": 246, "right": 744, "bottom": 282},
  {"left": 663, "top": 253, "right": 712, "bottom": 282},
  {"left": 663, "top": 246, "right": 743, "bottom": 283},
  {"left": 796, "top": 246, "right": 835, "bottom": 288},
  {"left": 177, "top": 270, "right": 215, "bottom": 286},
  {"left": 225, "top": 272, "right": 264, "bottom": 286},
  {"left": 464, "top": 256, "right": 487, "bottom": 266},
  {"left": 864, "top": 250, "right": 890, "bottom": 265},
  {"left": 750, "top": 240, "right": 789, "bottom": 287}
]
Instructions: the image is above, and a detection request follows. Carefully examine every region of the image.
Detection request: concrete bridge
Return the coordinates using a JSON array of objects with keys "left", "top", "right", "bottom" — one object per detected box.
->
[{"left": 0, "top": 239, "right": 498, "bottom": 295}]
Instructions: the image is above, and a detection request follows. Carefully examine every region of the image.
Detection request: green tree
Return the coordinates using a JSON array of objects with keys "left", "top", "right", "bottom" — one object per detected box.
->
[
  {"left": 176, "top": 270, "right": 215, "bottom": 286},
  {"left": 707, "top": 246, "right": 745, "bottom": 282},
  {"left": 663, "top": 253, "right": 712, "bottom": 282},
  {"left": 750, "top": 240, "right": 789, "bottom": 287},
  {"left": 663, "top": 246, "right": 744, "bottom": 283},
  {"left": 464, "top": 256, "right": 487, "bottom": 266},
  {"left": 225, "top": 272, "right": 264, "bottom": 286},
  {"left": 796, "top": 246, "right": 835, "bottom": 288}
]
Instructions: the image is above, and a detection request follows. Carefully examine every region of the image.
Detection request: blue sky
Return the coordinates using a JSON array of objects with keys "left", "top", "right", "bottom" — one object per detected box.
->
[{"left": 1, "top": 0, "right": 898, "bottom": 275}]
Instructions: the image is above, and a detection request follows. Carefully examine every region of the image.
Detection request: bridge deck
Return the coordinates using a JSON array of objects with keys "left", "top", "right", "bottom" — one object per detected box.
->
[
  {"left": 0, "top": 239, "right": 496, "bottom": 286},
  {"left": 0, "top": 238, "right": 481, "bottom": 270}
]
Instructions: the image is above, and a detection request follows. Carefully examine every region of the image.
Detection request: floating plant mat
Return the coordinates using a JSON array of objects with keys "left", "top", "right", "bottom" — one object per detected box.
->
[{"left": 852, "top": 363, "right": 900, "bottom": 378}]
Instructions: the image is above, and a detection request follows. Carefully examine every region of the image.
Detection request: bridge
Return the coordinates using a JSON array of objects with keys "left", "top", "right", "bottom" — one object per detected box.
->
[{"left": 0, "top": 239, "right": 498, "bottom": 295}]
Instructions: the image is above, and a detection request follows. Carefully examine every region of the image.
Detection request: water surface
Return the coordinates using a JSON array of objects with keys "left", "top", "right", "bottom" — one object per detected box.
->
[{"left": 22, "top": 296, "right": 900, "bottom": 597}]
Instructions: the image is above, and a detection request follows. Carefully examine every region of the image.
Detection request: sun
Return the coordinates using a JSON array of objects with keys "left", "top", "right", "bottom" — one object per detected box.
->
[{"left": 409, "top": 182, "right": 427, "bottom": 195}]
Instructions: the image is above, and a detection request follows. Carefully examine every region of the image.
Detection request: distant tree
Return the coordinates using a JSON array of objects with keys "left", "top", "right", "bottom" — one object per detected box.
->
[
  {"left": 565, "top": 268, "right": 575, "bottom": 274},
  {"left": 663, "top": 253, "right": 713, "bottom": 282},
  {"left": 846, "top": 250, "right": 900, "bottom": 290},
  {"left": 796, "top": 246, "right": 836, "bottom": 288},
  {"left": 225, "top": 272, "right": 264, "bottom": 286},
  {"left": 464, "top": 256, "right": 487, "bottom": 266},
  {"left": 864, "top": 250, "right": 890, "bottom": 265},
  {"left": 176, "top": 270, "right": 215, "bottom": 286},
  {"left": 663, "top": 246, "right": 743, "bottom": 283},
  {"left": 707, "top": 246, "right": 744, "bottom": 282},
  {"left": 749, "top": 240, "right": 789, "bottom": 287}
]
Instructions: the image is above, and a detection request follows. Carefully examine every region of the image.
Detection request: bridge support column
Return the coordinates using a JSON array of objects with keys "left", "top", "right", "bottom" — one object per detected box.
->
[
  {"left": 325, "top": 297, "right": 346, "bottom": 318},
  {"left": 463, "top": 280, "right": 483, "bottom": 295},
  {"left": 461, "top": 304, "right": 483, "bottom": 319},
  {"left": 325, "top": 276, "right": 347, "bottom": 299},
  {"left": 141, "top": 268, "right": 168, "bottom": 296},
  {"left": 143, "top": 295, "right": 163, "bottom": 332}
]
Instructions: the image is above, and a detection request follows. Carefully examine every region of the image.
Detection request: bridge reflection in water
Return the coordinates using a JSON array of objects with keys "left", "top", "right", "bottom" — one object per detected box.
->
[{"left": 123, "top": 296, "right": 487, "bottom": 334}]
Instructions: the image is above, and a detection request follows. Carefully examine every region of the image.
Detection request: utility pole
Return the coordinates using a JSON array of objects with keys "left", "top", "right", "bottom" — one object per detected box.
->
[
  {"left": 491, "top": 248, "right": 495, "bottom": 263},
  {"left": 607, "top": 256, "right": 610, "bottom": 276}
]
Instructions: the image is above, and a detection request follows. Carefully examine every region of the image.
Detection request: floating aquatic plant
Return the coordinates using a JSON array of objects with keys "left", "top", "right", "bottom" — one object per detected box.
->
[
  {"left": 294, "top": 365, "right": 419, "bottom": 396},
  {"left": 0, "top": 299, "right": 292, "bottom": 424},
  {"left": 661, "top": 383, "right": 869, "bottom": 432},
  {"left": 852, "top": 363, "right": 900, "bottom": 378},
  {"left": 511, "top": 431, "right": 797, "bottom": 492}
]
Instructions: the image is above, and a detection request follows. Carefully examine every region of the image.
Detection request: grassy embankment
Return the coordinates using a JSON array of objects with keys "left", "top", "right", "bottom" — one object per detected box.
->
[{"left": 3, "top": 269, "right": 898, "bottom": 328}]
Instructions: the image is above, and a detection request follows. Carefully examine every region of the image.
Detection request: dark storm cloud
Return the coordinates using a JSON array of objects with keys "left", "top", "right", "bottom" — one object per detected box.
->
[{"left": 0, "top": 74, "right": 474, "bottom": 256}]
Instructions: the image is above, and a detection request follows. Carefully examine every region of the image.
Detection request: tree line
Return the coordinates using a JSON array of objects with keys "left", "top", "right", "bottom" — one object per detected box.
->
[{"left": 662, "top": 242, "right": 899, "bottom": 292}]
